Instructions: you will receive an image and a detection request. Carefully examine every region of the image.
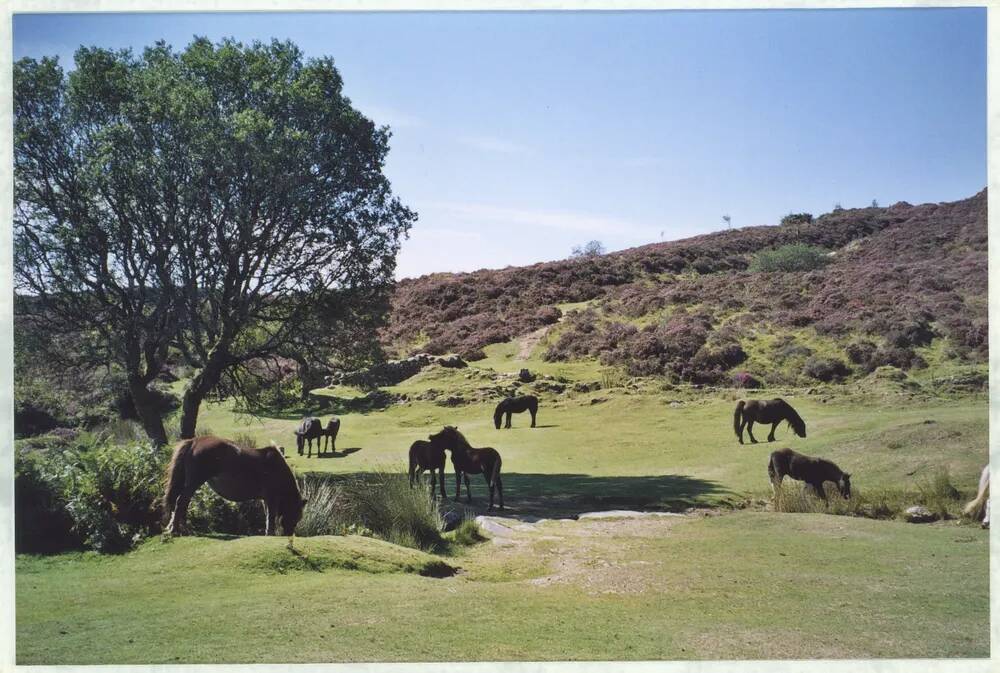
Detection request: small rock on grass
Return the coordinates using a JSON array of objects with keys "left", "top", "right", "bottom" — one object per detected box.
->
[{"left": 904, "top": 505, "right": 939, "bottom": 523}]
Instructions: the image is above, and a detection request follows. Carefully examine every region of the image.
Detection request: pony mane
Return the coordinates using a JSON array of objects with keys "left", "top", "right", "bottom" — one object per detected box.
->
[
  {"left": 440, "top": 425, "right": 473, "bottom": 449},
  {"left": 782, "top": 402, "right": 806, "bottom": 436}
]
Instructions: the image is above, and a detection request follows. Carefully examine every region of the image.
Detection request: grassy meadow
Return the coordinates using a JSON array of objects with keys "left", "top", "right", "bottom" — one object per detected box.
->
[{"left": 16, "top": 338, "right": 991, "bottom": 663}]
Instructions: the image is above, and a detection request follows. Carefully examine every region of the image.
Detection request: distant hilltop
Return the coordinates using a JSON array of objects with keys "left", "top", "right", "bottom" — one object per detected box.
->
[{"left": 383, "top": 190, "right": 987, "bottom": 388}]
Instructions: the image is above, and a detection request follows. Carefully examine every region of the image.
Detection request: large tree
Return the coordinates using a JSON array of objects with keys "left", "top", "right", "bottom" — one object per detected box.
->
[{"left": 14, "top": 38, "right": 415, "bottom": 444}]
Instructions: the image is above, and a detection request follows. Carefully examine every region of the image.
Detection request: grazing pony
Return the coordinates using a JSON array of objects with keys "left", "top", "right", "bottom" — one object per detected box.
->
[
  {"left": 295, "top": 417, "right": 321, "bottom": 457},
  {"left": 494, "top": 395, "right": 539, "bottom": 429},
  {"left": 734, "top": 398, "right": 806, "bottom": 444},
  {"left": 163, "top": 436, "right": 306, "bottom": 536},
  {"left": 408, "top": 439, "right": 447, "bottom": 499},
  {"left": 768, "top": 448, "right": 851, "bottom": 502},
  {"left": 964, "top": 465, "right": 990, "bottom": 528},
  {"left": 296, "top": 417, "right": 340, "bottom": 457},
  {"left": 428, "top": 426, "right": 504, "bottom": 510}
]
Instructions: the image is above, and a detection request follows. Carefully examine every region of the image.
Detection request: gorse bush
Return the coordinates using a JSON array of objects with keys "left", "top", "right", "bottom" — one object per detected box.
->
[{"left": 748, "top": 244, "right": 832, "bottom": 273}]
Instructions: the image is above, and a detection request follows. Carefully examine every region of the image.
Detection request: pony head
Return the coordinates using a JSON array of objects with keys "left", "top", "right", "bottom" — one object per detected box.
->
[
  {"left": 837, "top": 473, "right": 852, "bottom": 499},
  {"left": 279, "top": 494, "right": 308, "bottom": 535},
  {"left": 429, "top": 425, "right": 466, "bottom": 451},
  {"left": 786, "top": 410, "right": 807, "bottom": 439}
]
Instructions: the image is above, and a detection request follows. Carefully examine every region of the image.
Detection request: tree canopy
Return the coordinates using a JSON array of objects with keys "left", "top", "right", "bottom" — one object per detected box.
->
[{"left": 14, "top": 38, "right": 416, "bottom": 444}]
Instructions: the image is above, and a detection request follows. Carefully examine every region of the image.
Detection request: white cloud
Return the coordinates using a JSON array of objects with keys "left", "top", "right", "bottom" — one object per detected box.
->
[{"left": 457, "top": 134, "right": 531, "bottom": 155}]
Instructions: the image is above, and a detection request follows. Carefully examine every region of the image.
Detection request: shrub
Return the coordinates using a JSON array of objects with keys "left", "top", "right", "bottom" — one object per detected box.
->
[
  {"left": 803, "top": 357, "right": 852, "bottom": 382},
  {"left": 749, "top": 244, "right": 832, "bottom": 273},
  {"left": 781, "top": 213, "right": 814, "bottom": 227},
  {"left": 732, "top": 371, "right": 762, "bottom": 389},
  {"left": 296, "top": 470, "right": 445, "bottom": 552},
  {"left": 845, "top": 341, "right": 877, "bottom": 365},
  {"left": 459, "top": 347, "right": 487, "bottom": 362}
]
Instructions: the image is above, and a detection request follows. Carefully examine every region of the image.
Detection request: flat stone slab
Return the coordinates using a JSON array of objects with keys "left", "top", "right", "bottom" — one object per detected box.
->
[{"left": 577, "top": 510, "right": 686, "bottom": 520}]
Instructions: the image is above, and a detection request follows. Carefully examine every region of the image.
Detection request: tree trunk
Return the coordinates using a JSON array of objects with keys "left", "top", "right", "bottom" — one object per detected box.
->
[
  {"left": 127, "top": 377, "right": 169, "bottom": 447},
  {"left": 179, "top": 352, "right": 228, "bottom": 439}
]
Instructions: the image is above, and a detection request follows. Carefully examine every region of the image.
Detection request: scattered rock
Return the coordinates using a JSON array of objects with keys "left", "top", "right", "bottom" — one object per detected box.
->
[
  {"left": 904, "top": 505, "right": 939, "bottom": 523},
  {"left": 572, "top": 381, "right": 601, "bottom": 393},
  {"left": 590, "top": 397, "right": 608, "bottom": 405},
  {"left": 437, "top": 355, "right": 468, "bottom": 369},
  {"left": 441, "top": 511, "right": 463, "bottom": 532},
  {"left": 577, "top": 510, "right": 685, "bottom": 520},
  {"left": 518, "top": 368, "right": 536, "bottom": 383},
  {"left": 534, "top": 381, "right": 566, "bottom": 393},
  {"left": 435, "top": 395, "right": 466, "bottom": 407}
]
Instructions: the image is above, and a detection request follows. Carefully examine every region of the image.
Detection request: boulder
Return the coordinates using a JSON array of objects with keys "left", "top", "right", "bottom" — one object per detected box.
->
[
  {"left": 441, "top": 510, "right": 463, "bottom": 532},
  {"left": 518, "top": 368, "right": 535, "bottom": 383},
  {"left": 437, "top": 355, "right": 468, "bottom": 369},
  {"left": 904, "top": 505, "right": 939, "bottom": 523}
]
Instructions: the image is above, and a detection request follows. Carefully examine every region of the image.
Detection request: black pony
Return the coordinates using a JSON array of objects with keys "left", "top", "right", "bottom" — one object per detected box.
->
[
  {"left": 494, "top": 395, "right": 539, "bottom": 429},
  {"left": 768, "top": 448, "right": 851, "bottom": 502},
  {"left": 733, "top": 398, "right": 806, "bottom": 444}
]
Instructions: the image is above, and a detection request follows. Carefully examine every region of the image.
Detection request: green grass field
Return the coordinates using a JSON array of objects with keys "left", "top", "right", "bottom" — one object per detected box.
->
[{"left": 16, "top": 353, "right": 991, "bottom": 663}]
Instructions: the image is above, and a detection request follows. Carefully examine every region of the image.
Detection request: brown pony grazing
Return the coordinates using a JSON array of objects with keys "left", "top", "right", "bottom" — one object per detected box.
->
[
  {"left": 427, "top": 426, "right": 504, "bottom": 510},
  {"left": 768, "top": 448, "right": 851, "bottom": 502},
  {"left": 494, "top": 395, "right": 538, "bottom": 429},
  {"left": 734, "top": 398, "right": 806, "bottom": 444},
  {"left": 408, "top": 439, "right": 447, "bottom": 499},
  {"left": 163, "top": 436, "right": 307, "bottom": 536}
]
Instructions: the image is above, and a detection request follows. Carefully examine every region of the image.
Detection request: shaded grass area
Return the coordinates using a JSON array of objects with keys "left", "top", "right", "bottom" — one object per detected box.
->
[{"left": 16, "top": 511, "right": 988, "bottom": 663}]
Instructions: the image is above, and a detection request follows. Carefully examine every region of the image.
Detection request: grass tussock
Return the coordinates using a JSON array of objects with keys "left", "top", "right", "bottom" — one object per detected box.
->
[
  {"left": 296, "top": 469, "right": 445, "bottom": 552},
  {"left": 767, "top": 468, "right": 971, "bottom": 521},
  {"left": 450, "top": 518, "right": 488, "bottom": 547}
]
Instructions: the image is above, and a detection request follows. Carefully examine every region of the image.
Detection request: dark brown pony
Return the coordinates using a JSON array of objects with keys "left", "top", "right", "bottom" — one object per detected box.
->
[
  {"left": 428, "top": 426, "right": 504, "bottom": 510},
  {"left": 296, "top": 417, "right": 340, "bottom": 457},
  {"left": 320, "top": 417, "right": 341, "bottom": 454},
  {"left": 408, "top": 439, "right": 447, "bottom": 499},
  {"left": 768, "top": 448, "right": 851, "bottom": 502},
  {"left": 494, "top": 395, "right": 538, "bottom": 429},
  {"left": 163, "top": 436, "right": 306, "bottom": 536},
  {"left": 734, "top": 398, "right": 806, "bottom": 444}
]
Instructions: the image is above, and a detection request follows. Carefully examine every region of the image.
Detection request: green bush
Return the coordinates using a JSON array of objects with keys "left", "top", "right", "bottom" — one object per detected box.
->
[
  {"left": 296, "top": 470, "right": 444, "bottom": 551},
  {"left": 749, "top": 244, "right": 832, "bottom": 273}
]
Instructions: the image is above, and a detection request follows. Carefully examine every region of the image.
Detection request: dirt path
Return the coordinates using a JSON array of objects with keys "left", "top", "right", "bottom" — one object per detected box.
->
[{"left": 516, "top": 325, "right": 553, "bottom": 359}]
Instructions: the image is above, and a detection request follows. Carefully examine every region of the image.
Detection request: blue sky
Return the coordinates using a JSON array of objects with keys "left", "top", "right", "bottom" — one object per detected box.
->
[{"left": 14, "top": 9, "right": 986, "bottom": 279}]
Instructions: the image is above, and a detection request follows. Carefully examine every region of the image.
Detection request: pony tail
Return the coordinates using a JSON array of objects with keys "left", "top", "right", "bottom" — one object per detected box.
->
[
  {"left": 162, "top": 439, "right": 194, "bottom": 523},
  {"left": 733, "top": 401, "right": 745, "bottom": 439},
  {"left": 964, "top": 467, "right": 990, "bottom": 519}
]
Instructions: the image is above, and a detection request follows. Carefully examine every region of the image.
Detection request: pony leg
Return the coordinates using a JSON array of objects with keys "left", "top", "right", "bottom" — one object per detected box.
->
[
  {"left": 464, "top": 474, "right": 473, "bottom": 503},
  {"left": 767, "top": 422, "right": 778, "bottom": 442},
  {"left": 167, "top": 488, "right": 195, "bottom": 536},
  {"left": 811, "top": 482, "right": 827, "bottom": 502},
  {"left": 746, "top": 421, "right": 758, "bottom": 444},
  {"left": 454, "top": 470, "right": 462, "bottom": 501},
  {"left": 438, "top": 469, "right": 447, "bottom": 500},
  {"left": 485, "top": 474, "right": 495, "bottom": 510},
  {"left": 496, "top": 474, "right": 504, "bottom": 510},
  {"left": 530, "top": 408, "right": 536, "bottom": 428}
]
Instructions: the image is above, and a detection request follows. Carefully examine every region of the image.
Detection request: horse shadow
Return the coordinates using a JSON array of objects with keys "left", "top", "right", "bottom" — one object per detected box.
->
[
  {"left": 529, "top": 424, "right": 559, "bottom": 429},
  {"left": 314, "top": 447, "right": 363, "bottom": 459}
]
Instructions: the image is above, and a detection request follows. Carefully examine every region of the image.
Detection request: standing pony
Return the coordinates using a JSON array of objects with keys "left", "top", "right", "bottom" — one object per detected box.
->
[
  {"left": 408, "top": 439, "right": 447, "bottom": 499},
  {"left": 768, "top": 447, "right": 851, "bottom": 502},
  {"left": 964, "top": 465, "right": 990, "bottom": 528},
  {"left": 494, "top": 395, "right": 539, "bottom": 429},
  {"left": 321, "top": 417, "right": 341, "bottom": 454},
  {"left": 163, "top": 436, "right": 307, "bottom": 536},
  {"left": 428, "top": 426, "right": 504, "bottom": 510},
  {"left": 734, "top": 398, "right": 806, "bottom": 444}
]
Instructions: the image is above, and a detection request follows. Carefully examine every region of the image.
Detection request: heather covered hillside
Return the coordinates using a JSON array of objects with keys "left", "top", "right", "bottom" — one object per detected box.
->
[{"left": 385, "top": 190, "right": 987, "bottom": 387}]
